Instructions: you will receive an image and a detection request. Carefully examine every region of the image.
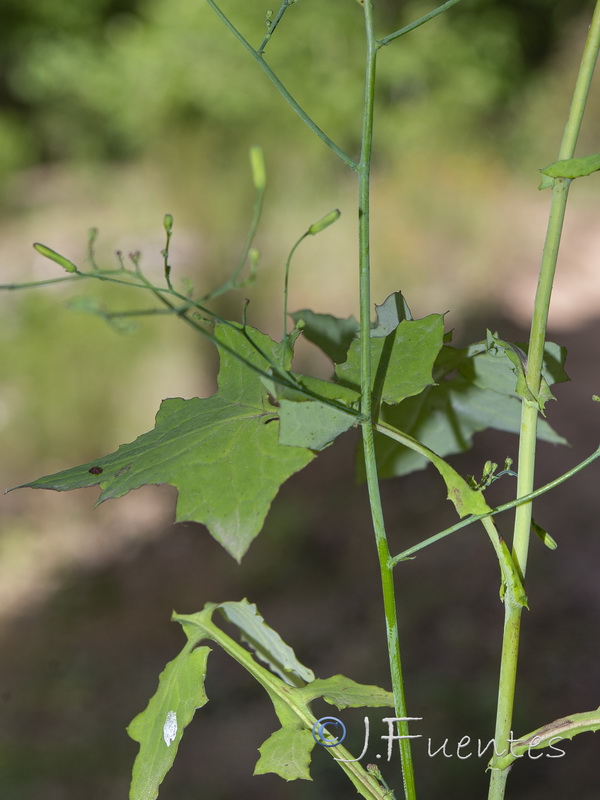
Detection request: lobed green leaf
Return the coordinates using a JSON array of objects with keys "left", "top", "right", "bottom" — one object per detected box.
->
[
  {"left": 336, "top": 313, "right": 445, "bottom": 406},
  {"left": 300, "top": 675, "right": 394, "bottom": 708},
  {"left": 254, "top": 727, "right": 315, "bottom": 781},
  {"left": 127, "top": 644, "right": 211, "bottom": 800},
  {"left": 129, "top": 601, "right": 395, "bottom": 796},
  {"left": 13, "top": 324, "right": 315, "bottom": 561}
]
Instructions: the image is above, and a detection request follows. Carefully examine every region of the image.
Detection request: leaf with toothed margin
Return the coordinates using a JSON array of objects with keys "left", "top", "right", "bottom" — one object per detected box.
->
[
  {"left": 336, "top": 311, "right": 445, "bottom": 406},
  {"left": 11, "top": 324, "right": 314, "bottom": 561},
  {"left": 127, "top": 641, "right": 211, "bottom": 800},
  {"left": 143, "top": 601, "right": 395, "bottom": 793}
]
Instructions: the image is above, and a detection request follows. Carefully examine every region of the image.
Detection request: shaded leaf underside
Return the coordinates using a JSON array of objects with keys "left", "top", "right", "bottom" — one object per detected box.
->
[{"left": 367, "top": 341, "right": 568, "bottom": 479}]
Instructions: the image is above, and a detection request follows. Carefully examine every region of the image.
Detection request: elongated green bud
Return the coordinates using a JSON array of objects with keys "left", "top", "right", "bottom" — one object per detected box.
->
[
  {"left": 531, "top": 518, "right": 558, "bottom": 550},
  {"left": 250, "top": 146, "right": 266, "bottom": 191},
  {"left": 163, "top": 213, "right": 174, "bottom": 234},
  {"left": 33, "top": 243, "right": 78, "bottom": 273},
  {"left": 307, "top": 208, "right": 341, "bottom": 236}
]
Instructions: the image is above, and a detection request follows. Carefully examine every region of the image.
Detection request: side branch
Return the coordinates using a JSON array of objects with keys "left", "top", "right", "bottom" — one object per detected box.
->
[
  {"left": 205, "top": 0, "right": 358, "bottom": 171},
  {"left": 378, "top": 0, "right": 462, "bottom": 49}
]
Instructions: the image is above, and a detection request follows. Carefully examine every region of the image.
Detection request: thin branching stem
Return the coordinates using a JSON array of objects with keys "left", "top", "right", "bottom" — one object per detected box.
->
[
  {"left": 378, "top": 0, "right": 462, "bottom": 49},
  {"left": 202, "top": 160, "right": 266, "bottom": 300},
  {"left": 205, "top": 0, "right": 357, "bottom": 170},
  {"left": 389, "top": 446, "right": 600, "bottom": 564},
  {"left": 258, "top": 0, "right": 295, "bottom": 55}
]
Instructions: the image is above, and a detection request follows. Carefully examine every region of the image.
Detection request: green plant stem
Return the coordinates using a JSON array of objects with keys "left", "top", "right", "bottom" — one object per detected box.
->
[
  {"left": 377, "top": 0, "right": 462, "bottom": 49},
  {"left": 180, "top": 611, "right": 390, "bottom": 800},
  {"left": 282, "top": 233, "right": 308, "bottom": 366},
  {"left": 205, "top": 0, "right": 357, "bottom": 170},
  {"left": 390, "top": 445, "right": 600, "bottom": 564},
  {"left": 258, "top": 0, "right": 294, "bottom": 55},
  {"left": 202, "top": 169, "right": 266, "bottom": 300},
  {"left": 488, "top": 5, "right": 600, "bottom": 798},
  {"left": 358, "top": 4, "right": 416, "bottom": 799}
]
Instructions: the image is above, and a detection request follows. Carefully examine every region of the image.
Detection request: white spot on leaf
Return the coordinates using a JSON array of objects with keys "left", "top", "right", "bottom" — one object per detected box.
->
[{"left": 163, "top": 710, "right": 177, "bottom": 747}]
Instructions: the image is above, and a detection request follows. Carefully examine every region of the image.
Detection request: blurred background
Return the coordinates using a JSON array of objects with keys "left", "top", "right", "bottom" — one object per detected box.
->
[{"left": 1, "top": 0, "right": 599, "bottom": 798}]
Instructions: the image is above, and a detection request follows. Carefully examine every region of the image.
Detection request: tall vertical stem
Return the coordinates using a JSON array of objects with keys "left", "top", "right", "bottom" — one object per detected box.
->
[
  {"left": 359, "top": 3, "right": 416, "bottom": 798},
  {"left": 488, "top": 5, "right": 600, "bottom": 798}
]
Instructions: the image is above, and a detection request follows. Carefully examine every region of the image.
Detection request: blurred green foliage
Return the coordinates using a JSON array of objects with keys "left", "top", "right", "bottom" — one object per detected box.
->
[{"left": 0, "top": 0, "right": 595, "bottom": 186}]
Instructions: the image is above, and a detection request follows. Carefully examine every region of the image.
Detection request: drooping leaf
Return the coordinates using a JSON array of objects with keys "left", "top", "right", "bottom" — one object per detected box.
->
[
  {"left": 127, "top": 643, "right": 211, "bottom": 800},
  {"left": 170, "top": 602, "right": 393, "bottom": 793},
  {"left": 252, "top": 673, "right": 394, "bottom": 785},
  {"left": 290, "top": 309, "right": 359, "bottom": 364},
  {"left": 336, "top": 313, "right": 445, "bottom": 405},
  {"left": 218, "top": 599, "right": 315, "bottom": 686},
  {"left": 14, "top": 324, "right": 315, "bottom": 561},
  {"left": 253, "top": 675, "right": 396, "bottom": 782}
]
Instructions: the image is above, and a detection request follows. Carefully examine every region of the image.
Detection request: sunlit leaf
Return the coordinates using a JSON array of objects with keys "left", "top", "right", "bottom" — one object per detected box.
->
[
  {"left": 13, "top": 324, "right": 314, "bottom": 561},
  {"left": 157, "top": 602, "right": 394, "bottom": 790},
  {"left": 336, "top": 313, "right": 444, "bottom": 405}
]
